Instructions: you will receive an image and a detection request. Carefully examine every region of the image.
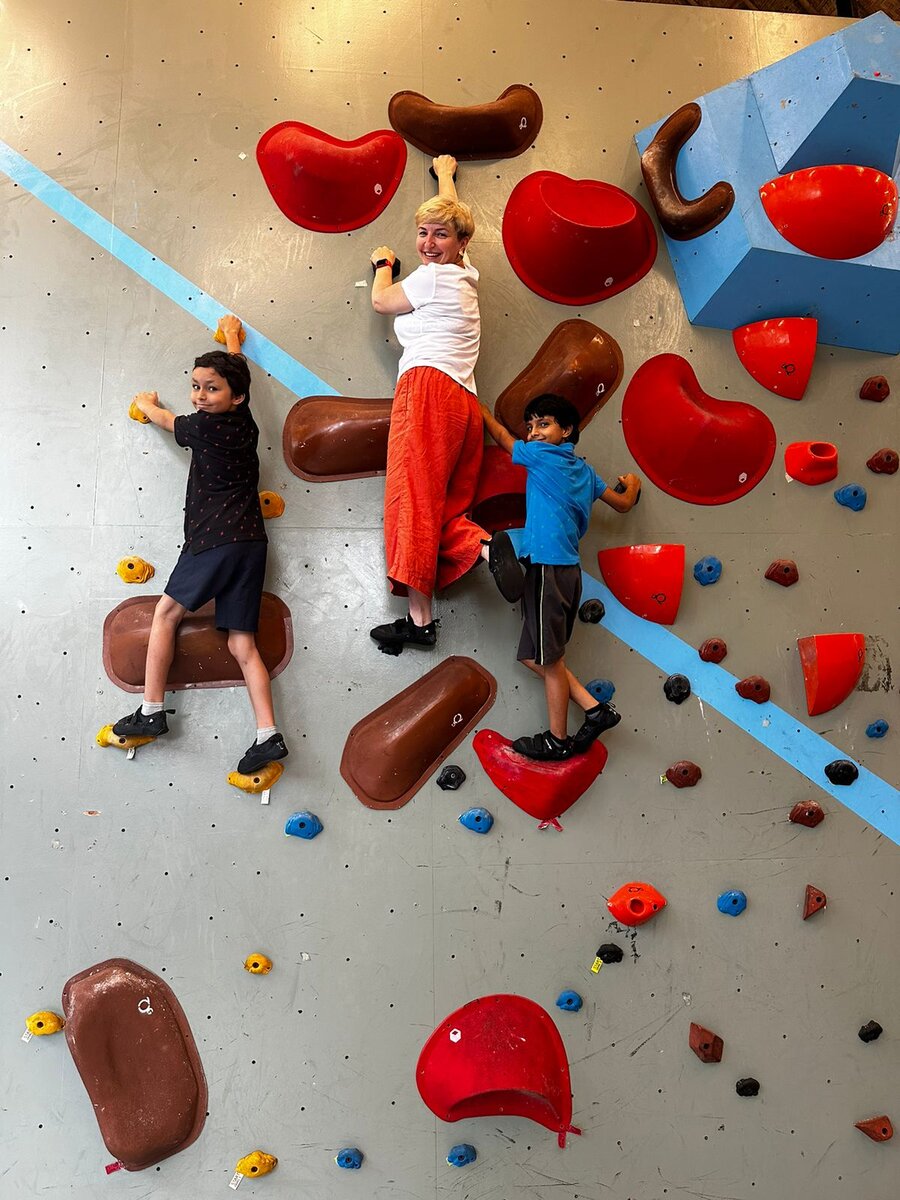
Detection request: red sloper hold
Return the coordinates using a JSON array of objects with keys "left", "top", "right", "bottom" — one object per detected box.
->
[
  {"left": 797, "top": 633, "right": 865, "bottom": 716},
  {"left": 735, "top": 676, "right": 771, "bottom": 704},
  {"left": 621, "top": 355, "right": 776, "bottom": 505},
  {"left": 859, "top": 375, "right": 890, "bottom": 402},
  {"left": 732, "top": 317, "right": 817, "bottom": 400},
  {"left": 803, "top": 884, "right": 827, "bottom": 919},
  {"left": 416, "top": 995, "right": 581, "bottom": 1148},
  {"left": 257, "top": 122, "right": 406, "bottom": 232},
  {"left": 473, "top": 730, "right": 607, "bottom": 823},
  {"left": 470, "top": 445, "right": 527, "bottom": 533},
  {"left": 689, "top": 1023, "right": 724, "bottom": 1063},
  {"left": 759, "top": 165, "right": 898, "bottom": 260},
  {"left": 665, "top": 761, "right": 702, "bottom": 788},
  {"left": 784, "top": 440, "right": 838, "bottom": 485},
  {"left": 607, "top": 881, "right": 667, "bottom": 927},
  {"left": 597, "top": 544, "right": 685, "bottom": 625},
  {"left": 698, "top": 637, "right": 727, "bottom": 663},
  {"left": 855, "top": 1116, "right": 894, "bottom": 1143},
  {"left": 765, "top": 559, "right": 799, "bottom": 587}
]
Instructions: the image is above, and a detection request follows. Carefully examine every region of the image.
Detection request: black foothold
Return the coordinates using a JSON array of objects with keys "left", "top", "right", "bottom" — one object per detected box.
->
[
  {"left": 578, "top": 598, "right": 605, "bottom": 624},
  {"left": 824, "top": 759, "right": 859, "bottom": 786},
  {"left": 596, "top": 942, "right": 624, "bottom": 964},
  {"left": 735, "top": 1077, "right": 760, "bottom": 1097},
  {"left": 663, "top": 673, "right": 691, "bottom": 704},
  {"left": 437, "top": 764, "right": 466, "bottom": 791},
  {"left": 858, "top": 1020, "right": 883, "bottom": 1043}
]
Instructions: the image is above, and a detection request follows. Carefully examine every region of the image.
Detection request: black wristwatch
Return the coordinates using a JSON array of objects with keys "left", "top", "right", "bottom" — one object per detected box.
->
[
  {"left": 372, "top": 256, "right": 401, "bottom": 279},
  {"left": 374, "top": 258, "right": 392, "bottom": 271}
]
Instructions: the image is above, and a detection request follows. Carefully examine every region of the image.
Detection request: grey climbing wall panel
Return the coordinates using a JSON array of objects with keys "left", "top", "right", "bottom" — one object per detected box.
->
[{"left": 2, "top": 1, "right": 898, "bottom": 1197}]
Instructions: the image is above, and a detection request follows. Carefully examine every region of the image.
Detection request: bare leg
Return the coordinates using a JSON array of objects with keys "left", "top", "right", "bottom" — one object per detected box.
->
[
  {"left": 542, "top": 658, "right": 572, "bottom": 740},
  {"left": 143, "top": 595, "right": 187, "bottom": 702},
  {"left": 227, "top": 631, "right": 276, "bottom": 728},
  {"left": 521, "top": 658, "right": 597, "bottom": 713},
  {"left": 407, "top": 587, "right": 434, "bottom": 627}
]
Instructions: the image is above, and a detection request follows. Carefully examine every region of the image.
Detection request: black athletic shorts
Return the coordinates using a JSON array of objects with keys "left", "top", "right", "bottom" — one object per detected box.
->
[
  {"left": 516, "top": 563, "right": 583, "bottom": 667},
  {"left": 165, "top": 541, "right": 267, "bottom": 632}
]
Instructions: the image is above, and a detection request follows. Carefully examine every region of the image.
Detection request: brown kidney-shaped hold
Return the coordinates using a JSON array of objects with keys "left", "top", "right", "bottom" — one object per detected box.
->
[
  {"left": 341, "top": 656, "right": 496, "bottom": 810},
  {"left": 735, "top": 676, "right": 771, "bottom": 703},
  {"left": 765, "top": 559, "right": 799, "bottom": 586},
  {"left": 855, "top": 1116, "right": 893, "bottom": 1142},
  {"left": 789, "top": 800, "right": 825, "bottom": 828},
  {"left": 859, "top": 375, "right": 889, "bottom": 402},
  {"left": 102, "top": 594, "right": 292, "bottom": 692},
  {"left": 283, "top": 396, "right": 391, "bottom": 482},
  {"left": 689, "top": 1022, "right": 724, "bottom": 1063},
  {"left": 494, "top": 320, "right": 624, "bottom": 441},
  {"left": 665, "top": 760, "right": 702, "bottom": 788},
  {"left": 866, "top": 447, "right": 898, "bottom": 475},
  {"left": 640, "top": 102, "right": 735, "bottom": 240},
  {"left": 62, "top": 959, "right": 207, "bottom": 1171},
  {"left": 698, "top": 637, "right": 727, "bottom": 663},
  {"left": 388, "top": 84, "right": 543, "bottom": 160}
]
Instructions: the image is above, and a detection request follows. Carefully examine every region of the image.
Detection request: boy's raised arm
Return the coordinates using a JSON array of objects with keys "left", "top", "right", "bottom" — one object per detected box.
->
[
  {"left": 132, "top": 390, "right": 176, "bottom": 434},
  {"left": 600, "top": 472, "right": 641, "bottom": 513},
  {"left": 479, "top": 403, "right": 516, "bottom": 456}
]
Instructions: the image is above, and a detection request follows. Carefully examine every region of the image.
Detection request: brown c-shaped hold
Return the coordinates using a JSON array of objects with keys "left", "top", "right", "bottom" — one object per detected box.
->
[
  {"left": 640, "top": 102, "right": 734, "bottom": 240},
  {"left": 389, "top": 84, "right": 543, "bottom": 160}
]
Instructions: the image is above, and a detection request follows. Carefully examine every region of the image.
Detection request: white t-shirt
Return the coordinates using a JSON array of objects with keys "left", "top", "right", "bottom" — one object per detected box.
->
[{"left": 394, "top": 260, "right": 480, "bottom": 395}]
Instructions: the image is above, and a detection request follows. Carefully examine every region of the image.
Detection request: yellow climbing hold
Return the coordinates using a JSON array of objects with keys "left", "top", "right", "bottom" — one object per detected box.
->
[
  {"left": 259, "top": 491, "right": 285, "bottom": 519},
  {"left": 244, "top": 953, "right": 273, "bottom": 975},
  {"left": 26, "top": 1011, "right": 65, "bottom": 1036},
  {"left": 213, "top": 325, "right": 247, "bottom": 345},
  {"left": 128, "top": 399, "right": 150, "bottom": 424},
  {"left": 116, "top": 557, "right": 155, "bottom": 584},
  {"left": 96, "top": 724, "right": 156, "bottom": 751},
  {"left": 228, "top": 761, "right": 284, "bottom": 794},
  {"left": 235, "top": 1150, "right": 277, "bottom": 1178}
]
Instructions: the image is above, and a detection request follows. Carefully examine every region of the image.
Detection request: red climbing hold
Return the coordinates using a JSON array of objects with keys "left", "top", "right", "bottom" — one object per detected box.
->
[
  {"left": 698, "top": 637, "right": 727, "bottom": 663},
  {"left": 689, "top": 1023, "right": 724, "bottom": 1064},
  {"left": 621, "top": 355, "right": 776, "bottom": 505},
  {"left": 765, "top": 559, "right": 799, "bottom": 587},
  {"left": 789, "top": 800, "right": 825, "bottom": 828},
  {"left": 855, "top": 1116, "right": 894, "bottom": 1143},
  {"left": 502, "top": 171, "right": 657, "bottom": 306},
  {"left": 470, "top": 446, "right": 527, "bottom": 534},
  {"left": 867, "top": 448, "right": 898, "bottom": 475},
  {"left": 597, "top": 544, "right": 684, "bottom": 626},
  {"left": 607, "top": 881, "right": 667, "bottom": 927},
  {"left": 732, "top": 317, "right": 817, "bottom": 400},
  {"left": 735, "top": 676, "right": 771, "bottom": 704},
  {"left": 759, "top": 165, "right": 898, "bottom": 260},
  {"left": 416, "top": 994, "right": 581, "bottom": 1148},
  {"left": 784, "top": 441, "right": 838, "bottom": 485},
  {"left": 797, "top": 633, "right": 865, "bottom": 716},
  {"left": 473, "top": 730, "right": 607, "bottom": 824},
  {"left": 665, "top": 761, "right": 702, "bottom": 788},
  {"left": 257, "top": 122, "right": 406, "bottom": 232},
  {"left": 802, "top": 884, "right": 827, "bottom": 919},
  {"left": 859, "top": 375, "right": 890, "bottom": 402}
]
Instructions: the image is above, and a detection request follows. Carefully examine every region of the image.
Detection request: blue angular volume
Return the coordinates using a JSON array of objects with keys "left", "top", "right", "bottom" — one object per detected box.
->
[
  {"left": 284, "top": 811, "right": 323, "bottom": 839},
  {"left": 459, "top": 807, "right": 494, "bottom": 834}
]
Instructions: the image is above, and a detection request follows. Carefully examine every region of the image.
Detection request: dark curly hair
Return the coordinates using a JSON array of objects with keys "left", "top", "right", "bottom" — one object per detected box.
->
[
  {"left": 523, "top": 393, "right": 580, "bottom": 444},
  {"left": 193, "top": 351, "right": 251, "bottom": 404}
]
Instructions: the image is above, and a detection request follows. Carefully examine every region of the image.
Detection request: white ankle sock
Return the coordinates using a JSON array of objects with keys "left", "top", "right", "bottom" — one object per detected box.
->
[
  {"left": 141, "top": 701, "right": 164, "bottom": 716},
  {"left": 256, "top": 726, "right": 277, "bottom": 744}
]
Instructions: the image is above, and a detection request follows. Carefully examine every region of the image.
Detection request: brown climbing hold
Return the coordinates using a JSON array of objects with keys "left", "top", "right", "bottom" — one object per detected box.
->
[
  {"left": 802, "top": 884, "right": 827, "bottom": 919},
  {"left": 855, "top": 1116, "right": 893, "bottom": 1142},
  {"left": 859, "top": 375, "right": 889, "bottom": 402},
  {"left": 735, "top": 676, "right": 770, "bottom": 703},
  {"left": 388, "top": 84, "right": 542, "bottom": 160},
  {"left": 665, "top": 761, "right": 702, "bottom": 788},
  {"left": 698, "top": 638, "right": 727, "bottom": 664},
  {"left": 866, "top": 447, "right": 898, "bottom": 475},
  {"left": 689, "top": 1022, "right": 724, "bottom": 1063},
  {"left": 494, "top": 320, "right": 624, "bottom": 441},
  {"left": 789, "top": 800, "right": 825, "bottom": 828},
  {"left": 640, "top": 102, "right": 735, "bottom": 240},
  {"left": 765, "top": 559, "right": 799, "bottom": 587},
  {"left": 282, "top": 396, "right": 391, "bottom": 482}
]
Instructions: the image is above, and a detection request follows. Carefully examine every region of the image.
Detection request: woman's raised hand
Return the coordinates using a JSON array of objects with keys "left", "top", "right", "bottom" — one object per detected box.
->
[
  {"left": 370, "top": 245, "right": 397, "bottom": 267},
  {"left": 432, "top": 154, "right": 458, "bottom": 178}
]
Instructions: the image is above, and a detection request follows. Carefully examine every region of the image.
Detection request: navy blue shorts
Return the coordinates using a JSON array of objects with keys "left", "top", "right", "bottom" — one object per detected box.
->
[
  {"left": 165, "top": 541, "right": 268, "bottom": 632},
  {"left": 517, "top": 563, "right": 582, "bottom": 667}
]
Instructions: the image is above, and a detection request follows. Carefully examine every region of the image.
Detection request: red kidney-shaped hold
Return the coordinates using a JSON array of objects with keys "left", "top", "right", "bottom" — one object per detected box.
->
[
  {"left": 765, "top": 559, "right": 799, "bottom": 587},
  {"left": 665, "top": 761, "right": 702, "bottom": 788},
  {"left": 859, "top": 375, "right": 890, "bottom": 402},
  {"left": 789, "top": 800, "right": 825, "bottom": 828},
  {"left": 866, "top": 448, "right": 898, "bottom": 475},
  {"left": 735, "top": 676, "right": 770, "bottom": 704},
  {"left": 855, "top": 1116, "right": 893, "bottom": 1143},
  {"left": 698, "top": 637, "right": 727, "bottom": 663},
  {"left": 607, "top": 881, "right": 667, "bottom": 927},
  {"left": 689, "top": 1023, "right": 724, "bottom": 1064},
  {"left": 803, "top": 884, "right": 827, "bottom": 919}
]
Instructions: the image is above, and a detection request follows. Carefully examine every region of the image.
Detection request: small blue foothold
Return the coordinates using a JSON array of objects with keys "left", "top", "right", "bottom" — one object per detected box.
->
[
  {"left": 459, "top": 806, "right": 494, "bottom": 834},
  {"left": 335, "top": 1148, "right": 363, "bottom": 1170},
  {"left": 587, "top": 678, "right": 616, "bottom": 704},
  {"left": 717, "top": 889, "right": 747, "bottom": 916},
  {"left": 556, "top": 989, "right": 583, "bottom": 1013},
  {"left": 284, "top": 811, "right": 323, "bottom": 839},
  {"left": 834, "top": 483, "right": 867, "bottom": 511},
  {"left": 693, "top": 555, "right": 722, "bottom": 585},
  {"left": 447, "top": 1143, "right": 477, "bottom": 1167},
  {"left": 866, "top": 719, "right": 889, "bottom": 739}
]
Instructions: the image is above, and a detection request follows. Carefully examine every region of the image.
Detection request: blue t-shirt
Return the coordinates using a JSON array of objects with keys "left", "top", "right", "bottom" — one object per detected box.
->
[{"left": 511, "top": 440, "right": 607, "bottom": 566}]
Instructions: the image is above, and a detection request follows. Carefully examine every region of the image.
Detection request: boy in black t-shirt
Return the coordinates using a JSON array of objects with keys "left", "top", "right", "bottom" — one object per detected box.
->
[{"left": 111, "top": 316, "right": 288, "bottom": 776}]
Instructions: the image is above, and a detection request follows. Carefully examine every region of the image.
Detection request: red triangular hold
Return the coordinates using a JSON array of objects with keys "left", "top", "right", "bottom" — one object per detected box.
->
[
  {"left": 473, "top": 730, "right": 607, "bottom": 823},
  {"left": 855, "top": 1116, "right": 893, "bottom": 1142},
  {"left": 732, "top": 317, "right": 817, "bottom": 400},
  {"left": 803, "top": 884, "right": 827, "bottom": 919},
  {"left": 797, "top": 633, "right": 866, "bottom": 717}
]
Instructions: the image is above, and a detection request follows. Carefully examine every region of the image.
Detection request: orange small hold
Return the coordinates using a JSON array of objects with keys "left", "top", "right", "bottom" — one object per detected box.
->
[
  {"left": 735, "top": 676, "right": 770, "bottom": 704},
  {"left": 859, "top": 375, "right": 889, "bottom": 402},
  {"left": 789, "top": 801, "right": 825, "bottom": 828},
  {"left": 689, "top": 1022, "right": 724, "bottom": 1064},
  {"left": 802, "top": 884, "right": 826, "bottom": 919},
  {"left": 698, "top": 637, "right": 727, "bottom": 663},
  {"left": 855, "top": 1116, "right": 893, "bottom": 1143},
  {"left": 259, "top": 491, "right": 285, "bottom": 519},
  {"left": 765, "top": 559, "right": 799, "bottom": 587},
  {"left": 607, "top": 881, "right": 667, "bottom": 927}
]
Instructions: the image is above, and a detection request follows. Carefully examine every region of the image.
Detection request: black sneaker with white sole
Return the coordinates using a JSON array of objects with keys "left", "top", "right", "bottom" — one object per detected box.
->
[
  {"left": 571, "top": 702, "right": 621, "bottom": 754},
  {"left": 237, "top": 733, "right": 289, "bottom": 776},
  {"left": 370, "top": 615, "right": 438, "bottom": 656},
  {"left": 112, "top": 706, "right": 173, "bottom": 738}
]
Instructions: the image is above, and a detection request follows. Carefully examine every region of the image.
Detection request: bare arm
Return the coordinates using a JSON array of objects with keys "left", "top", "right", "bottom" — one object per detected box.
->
[
  {"left": 433, "top": 154, "right": 459, "bottom": 201},
  {"left": 217, "top": 314, "right": 246, "bottom": 356},
  {"left": 132, "top": 390, "right": 176, "bottom": 434},
  {"left": 370, "top": 244, "right": 413, "bottom": 315},
  {"left": 479, "top": 403, "right": 516, "bottom": 456},
  {"left": 599, "top": 472, "right": 642, "bottom": 513}
]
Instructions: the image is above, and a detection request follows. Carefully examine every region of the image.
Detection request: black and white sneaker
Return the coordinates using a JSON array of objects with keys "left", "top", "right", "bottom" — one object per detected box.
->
[
  {"left": 571, "top": 702, "right": 621, "bottom": 754},
  {"left": 486, "top": 532, "right": 525, "bottom": 603},
  {"left": 511, "top": 729, "right": 574, "bottom": 762},
  {"left": 112, "top": 706, "right": 173, "bottom": 738},
  {"left": 237, "top": 733, "right": 289, "bottom": 776},
  {"left": 370, "top": 615, "right": 438, "bottom": 656}
]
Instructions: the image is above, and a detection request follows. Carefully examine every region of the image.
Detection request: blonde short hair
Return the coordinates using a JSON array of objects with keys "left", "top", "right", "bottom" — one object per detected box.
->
[{"left": 415, "top": 196, "right": 475, "bottom": 242}]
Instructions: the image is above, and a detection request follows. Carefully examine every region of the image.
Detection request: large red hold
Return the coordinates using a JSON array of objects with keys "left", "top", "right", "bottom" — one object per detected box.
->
[
  {"left": 759, "top": 165, "right": 897, "bottom": 260},
  {"left": 797, "top": 633, "right": 865, "bottom": 716},
  {"left": 597, "top": 544, "right": 685, "bottom": 625},
  {"left": 689, "top": 1023, "right": 724, "bottom": 1064},
  {"left": 470, "top": 446, "right": 527, "bottom": 533},
  {"left": 473, "top": 729, "right": 607, "bottom": 824},
  {"left": 621, "top": 355, "right": 776, "bottom": 505},
  {"left": 257, "top": 122, "right": 406, "bottom": 232},
  {"left": 607, "top": 881, "right": 667, "bottom": 927},
  {"left": 732, "top": 317, "right": 817, "bottom": 400},
  {"left": 416, "top": 994, "right": 581, "bottom": 1148},
  {"left": 784, "top": 441, "right": 838, "bottom": 485}
]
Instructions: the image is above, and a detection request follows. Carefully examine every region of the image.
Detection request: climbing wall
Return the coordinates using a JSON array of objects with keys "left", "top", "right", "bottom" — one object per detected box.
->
[{"left": 2, "top": 1, "right": 898, "bottom": 1197}]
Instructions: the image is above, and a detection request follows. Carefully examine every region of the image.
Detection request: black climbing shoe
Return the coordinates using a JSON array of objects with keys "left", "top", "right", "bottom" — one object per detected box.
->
[
  {"left": 370, "top": 615, "right": 438, "bottom": 656},
  {"left": 112, "top": 706, "right": 173, "bottom": 738},
  {"left": 486, "top": 532, "right": 525, "bottom": 603},
  {"left": 237, "top": 733, "right": 289, "bottom": 776},
  {"left": 511, "top": 729, "right": 574, "bottom": 762},
  {"left": 571, "top": 702, "right": 621, "bottom": 754}
]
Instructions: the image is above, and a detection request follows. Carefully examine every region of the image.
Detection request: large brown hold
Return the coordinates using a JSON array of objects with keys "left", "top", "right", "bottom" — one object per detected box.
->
[
  {"left": 341, "top": 656, "right": 496, "bottom": 810},
  {"left": 62, "top": 959, "right": 207, "bottom": 1171},
  {"left": 283, "top": 396, "right": 392, "bottom": 482},
  {"left": 388, "top": 84, "right": 542, "bottom": 160},
  {"left": 640, "top": 102, "right": 735, "bottom": 240},
  {"left": 494, "top": 320, "right": 625, "bottom": 441},
  {"left": 103, "top": 594, "right": 293, "bottom": 692},
  {"left": 689, "top": 1022, "right": 724, "bottom": 1063}
]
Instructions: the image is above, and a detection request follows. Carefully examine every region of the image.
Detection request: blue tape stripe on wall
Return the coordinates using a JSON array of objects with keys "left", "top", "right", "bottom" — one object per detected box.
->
[{"left": 0, "top": 139, "right": 337, "bottom": 400}]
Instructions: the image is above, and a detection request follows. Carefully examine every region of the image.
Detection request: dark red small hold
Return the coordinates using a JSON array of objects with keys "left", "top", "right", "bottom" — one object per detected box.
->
[
  {"left": 824, "top": 759, "right": 858, "bottom": 786},
  {"left": 859, "top": 375, "right": 889, "bottom": 402},
  {"left": 665, "top": 760, "right": 702, "bottom": 788},
  {"left": 735, "top": 675, "right": 770, "bottom": 703},
  {"left": 858, "top": 1020, "right": 883, "bottom": 1043},
  {"left": 698, "top": 638, "right": 727, "bottom": 663},
  {"left": 855, "top": 1115, "right": 893, "bottom": 1142},
  {"left": 866, "top": 447, "right": 898, "bottom": 475},
  {"left": 689, "top": 1022, "right": 724, "bottom": 1063},
  {"left": 803, "top": 883, "right": 826, "bottom": 919},
  {"left": 789, "top": 800, "right": 825, "bottom": 828},
  {"left": 765, "top": 559, "right": 799, "bottom": 587}
]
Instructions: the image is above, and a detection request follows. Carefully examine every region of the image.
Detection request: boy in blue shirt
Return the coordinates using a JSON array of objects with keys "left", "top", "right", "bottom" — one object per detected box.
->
[{"left": 480, "top": 394, "right": 641, "bottom": 761}]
